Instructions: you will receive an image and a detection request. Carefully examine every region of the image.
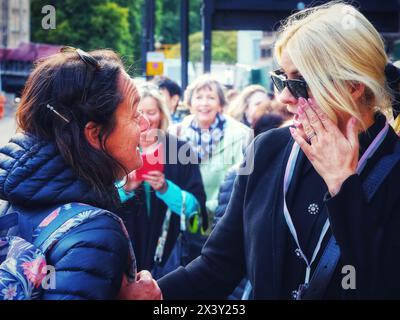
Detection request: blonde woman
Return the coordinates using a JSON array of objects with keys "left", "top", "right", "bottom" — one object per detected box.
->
[
  {"left": 117, "top": 83, "right": 207, "bottom": 280},
  {"left": 155, "top": 2, "right": 400, "bottom": 299}
]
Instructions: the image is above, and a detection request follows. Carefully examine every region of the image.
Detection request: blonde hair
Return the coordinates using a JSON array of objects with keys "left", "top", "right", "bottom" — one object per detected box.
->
[
  {"left": 137, "top": 82, "right": 171, "bottom": 131},
  {"left": 227, "top": 85, "right": 269, "bottom": 122},
  {"left": 274, "top": 1, "right": 392, "bottom": 127}
]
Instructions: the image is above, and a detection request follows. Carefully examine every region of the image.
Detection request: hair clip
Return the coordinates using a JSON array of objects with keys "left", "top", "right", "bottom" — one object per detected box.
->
[{"left": 46, "top": 104, "right": 70, "bottom": 124}]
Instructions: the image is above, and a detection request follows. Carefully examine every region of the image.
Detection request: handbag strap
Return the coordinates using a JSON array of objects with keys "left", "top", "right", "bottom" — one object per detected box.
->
[
  {"left": 299, "top": 139, "right": 400, "bottom": 300},
  {"left": 154, "top": 191, "right": 186, "bottom": 264}
]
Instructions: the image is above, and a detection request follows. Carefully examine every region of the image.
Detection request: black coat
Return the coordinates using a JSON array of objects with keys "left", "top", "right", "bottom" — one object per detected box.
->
[
  {"left": 159, "top": 122, "right": 400, "bottom": 300},
  {"left": 213, "top": 167, "right": 237, "bottom": 229},
  {"left": 0, "top": 133, "right": 129, "bottom": 299},
  {"left": 253, "top": 113, "right": 283, "bottom": 136},
  {"left": 213, "top": 167, "right": 249, "bottom": 300},
  {"left": 118, "top": 133, "right": 207, "bottom": 272}
]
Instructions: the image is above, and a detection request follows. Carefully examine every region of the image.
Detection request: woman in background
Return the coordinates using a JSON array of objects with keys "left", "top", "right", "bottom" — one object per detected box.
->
[
  {"left": 172, "top": 75, "right": 251, "bottom": 216},
  {"left": 117, "top": 83, "right": 207, "bottom": 279},
  {"left": 227, "top": 84, "right": 270, "bottom": 127}
]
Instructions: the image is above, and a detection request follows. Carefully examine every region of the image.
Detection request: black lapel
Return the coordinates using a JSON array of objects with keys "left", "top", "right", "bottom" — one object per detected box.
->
[
  {"left": 271, "top": 138, "right": 296, "bottom": 298},
  {"left": 285, "top": 148, "right": 308, "bottom": 206}
]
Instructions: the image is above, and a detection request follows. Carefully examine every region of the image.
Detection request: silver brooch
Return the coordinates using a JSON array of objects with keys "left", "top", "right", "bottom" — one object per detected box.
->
[{"left": 308, "top": 203, "right": 319, "bottom": 215}]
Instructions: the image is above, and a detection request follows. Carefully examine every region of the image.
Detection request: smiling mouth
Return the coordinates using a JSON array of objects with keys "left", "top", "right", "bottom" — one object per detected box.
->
[{"left": 198, "top": 110, "right": 210, "bottom": 114}]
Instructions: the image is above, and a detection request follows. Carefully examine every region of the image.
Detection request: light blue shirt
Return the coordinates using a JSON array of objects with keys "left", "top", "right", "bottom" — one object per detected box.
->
[{"left": 116, "top": 179, "right": 200, "bottom": 219}]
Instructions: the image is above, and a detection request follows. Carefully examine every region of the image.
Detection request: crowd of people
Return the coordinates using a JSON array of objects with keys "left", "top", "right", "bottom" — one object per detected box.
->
[{"left": 1, "top": 1, "right": 400, "bottom": 300}]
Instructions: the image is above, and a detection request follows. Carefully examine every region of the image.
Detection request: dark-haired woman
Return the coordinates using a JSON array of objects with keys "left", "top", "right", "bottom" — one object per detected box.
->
[{"left": 0, "top": 48, "right": 160, "bottom": 299}]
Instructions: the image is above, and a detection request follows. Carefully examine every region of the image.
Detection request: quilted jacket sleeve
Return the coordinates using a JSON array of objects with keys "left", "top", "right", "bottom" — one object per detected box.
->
[{"left": 41, "top": 215, "right": 129, "bottom": 300}]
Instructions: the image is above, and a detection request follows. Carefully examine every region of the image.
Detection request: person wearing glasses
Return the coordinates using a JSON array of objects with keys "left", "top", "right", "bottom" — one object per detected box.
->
[
  {"left": 116, "top": 83, "right": 207, "bottom": 280},
  {"left": 152, "top": 2, "right": 400, "bottom": 299},
  {"left": 0, "top": 48, "right": 161, "bottom": 299}
]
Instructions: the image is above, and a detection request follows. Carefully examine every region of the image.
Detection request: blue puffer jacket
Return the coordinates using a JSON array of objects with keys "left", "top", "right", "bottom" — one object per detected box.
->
[
  {"left": 0, "top": 133, "right": 129, "bottom": 300},
  {"left": 213, "top": 167, "right": 237, "bottom": 229},
  {"left": 213, "top": 167, "right": 248, "bottom": 300}
]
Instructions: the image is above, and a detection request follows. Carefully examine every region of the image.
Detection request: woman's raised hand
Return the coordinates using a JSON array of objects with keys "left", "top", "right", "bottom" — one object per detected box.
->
[{"left": 289, "top": 97, "right": 359, "bottom": 196}]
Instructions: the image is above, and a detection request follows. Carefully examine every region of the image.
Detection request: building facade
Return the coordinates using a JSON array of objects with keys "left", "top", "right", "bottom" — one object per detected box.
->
[{"left": 0, "top": 0, "right": 30, "bottom": 49}]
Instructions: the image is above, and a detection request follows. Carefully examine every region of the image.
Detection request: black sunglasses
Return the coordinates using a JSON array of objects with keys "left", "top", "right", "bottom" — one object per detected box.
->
[
  {"left": 60, "top": 46, "right": 100, "bottom": 103},
  {"left": 269, "top": 69, "right": 309, "bottom": 99}
]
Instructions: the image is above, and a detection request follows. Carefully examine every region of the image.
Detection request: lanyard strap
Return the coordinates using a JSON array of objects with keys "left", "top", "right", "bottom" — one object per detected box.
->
[{"left": 283, "top": 122, "right": 389, "bottom": 284}]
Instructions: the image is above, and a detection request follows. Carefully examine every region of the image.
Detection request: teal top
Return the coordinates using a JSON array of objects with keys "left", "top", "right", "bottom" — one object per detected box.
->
[{"left": 116, "top": 179, "right": 200, "bottom": 219}]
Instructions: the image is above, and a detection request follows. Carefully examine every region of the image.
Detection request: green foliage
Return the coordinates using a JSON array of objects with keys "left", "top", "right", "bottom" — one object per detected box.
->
[
  {"left": 169, "top": 31, "right": 237, "bottom": 64},
  {"left": 155, "top": 0, "right": 201, "bottom": 45},
  {"left": 30, "top": 0, "right": 205, "bottom": 70},
  {"left": 89, "top": 3, "right": 133, "bottom": 66},
  {"left": 31, "top": 0, "right": 141, "bottom": 73}
]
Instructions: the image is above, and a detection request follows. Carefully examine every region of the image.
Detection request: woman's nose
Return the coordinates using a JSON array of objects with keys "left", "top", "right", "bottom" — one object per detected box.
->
[
  {"left": 277, "top": 87, "right": 298, "bottom": 106},
  {"left": 199, "top": 97, "right": 208, "bottom": 106},
  {"left": 139, "top": 113, "right": 150, "bottom": 132}
]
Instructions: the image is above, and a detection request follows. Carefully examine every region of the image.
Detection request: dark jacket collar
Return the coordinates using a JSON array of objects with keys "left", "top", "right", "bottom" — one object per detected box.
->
[{"left": 0, "top": 133, "right": 110, "bottom": 210}]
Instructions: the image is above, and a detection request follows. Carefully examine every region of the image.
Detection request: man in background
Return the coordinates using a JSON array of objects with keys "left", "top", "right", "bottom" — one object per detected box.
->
[{"left": 154, "top": 76, "right": 189, "bottom": 123}]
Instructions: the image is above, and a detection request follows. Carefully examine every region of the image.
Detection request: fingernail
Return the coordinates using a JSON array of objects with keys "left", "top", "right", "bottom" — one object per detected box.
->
[
  {"left": 299, "top": 97, "right": 307, "bottom": 105},
  {"left": 352, "top": 117, "right": 358, "bottom": 125},
  {"left": 298, "top": 105, "right": 304, "bottom": 114},
  {"left": 289, "top": 127, "right": 295, "bottom": 135}
]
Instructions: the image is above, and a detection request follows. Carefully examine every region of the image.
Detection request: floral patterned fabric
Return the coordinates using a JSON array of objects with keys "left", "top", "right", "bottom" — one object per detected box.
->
[
  {"left": 0, "top": 237, "right": 46, "bottom": 300},
  {"left": 0, "top": 202, "right": 136, "bottom": 300}
]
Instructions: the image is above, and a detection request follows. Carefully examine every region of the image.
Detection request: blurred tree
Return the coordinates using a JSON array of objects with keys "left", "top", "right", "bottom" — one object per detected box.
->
[
  {"left": 169, "top": 31, "right": 237, "bottom": 64},
  {"left": 31, "top": 0, "right": 203, "bottom": 69},
  {"left": 31, "top": 0, "right": 142, "bottom": 73},
  {"left": 89, "top": 3, "right": 133, "bottom": 67},
  {"left": 155, "top": 0, "right": 201, "bottom": 45},
  {"left": 114, "top": 0, "right": 143, "bottom": 72}
]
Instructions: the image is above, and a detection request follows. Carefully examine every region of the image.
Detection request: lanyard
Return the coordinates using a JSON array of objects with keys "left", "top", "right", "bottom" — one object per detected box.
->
[{"left": 283, "top": 122, "right": 389, "bottom": 284}]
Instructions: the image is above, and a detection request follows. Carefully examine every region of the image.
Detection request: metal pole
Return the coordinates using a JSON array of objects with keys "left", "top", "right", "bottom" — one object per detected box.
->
[
  {"left": 148, "top": 0, "right": 155, "bottom": 52},
  {"left": 142, "top": 0, "right": 155, "bottom": 78},
  {"left": 141, "top": 2, "right": 147, "bottom": 77},
  {"left": 180, "top": 0, "right": 189, "bottom": 91},
  {"left": 201, "top": 0, "right": 212, "bottom": 73}
]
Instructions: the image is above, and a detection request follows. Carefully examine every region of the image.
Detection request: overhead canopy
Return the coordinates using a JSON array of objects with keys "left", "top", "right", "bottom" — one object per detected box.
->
[
  {"left": 208, "top": 0, "right": 400, "bottom": 32},
  {"left": 202, "top": 0, "right": 400, "bottom": 72},
  {"left": 0, "top": 42, "right": 62, "bottom": 62}
]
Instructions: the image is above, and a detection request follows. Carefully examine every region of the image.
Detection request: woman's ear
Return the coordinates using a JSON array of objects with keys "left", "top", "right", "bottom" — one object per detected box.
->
[
  {"left": 84, "top": 121, "right": 102, "bottom": 150},
  {"left": 349, "top": 82, "right": 365, "bottom": 100}
]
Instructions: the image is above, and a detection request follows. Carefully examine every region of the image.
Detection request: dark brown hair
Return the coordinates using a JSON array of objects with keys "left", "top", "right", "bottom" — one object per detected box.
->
[{"left": 16, "top": 49, "right": 129, "bottom": 208}]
